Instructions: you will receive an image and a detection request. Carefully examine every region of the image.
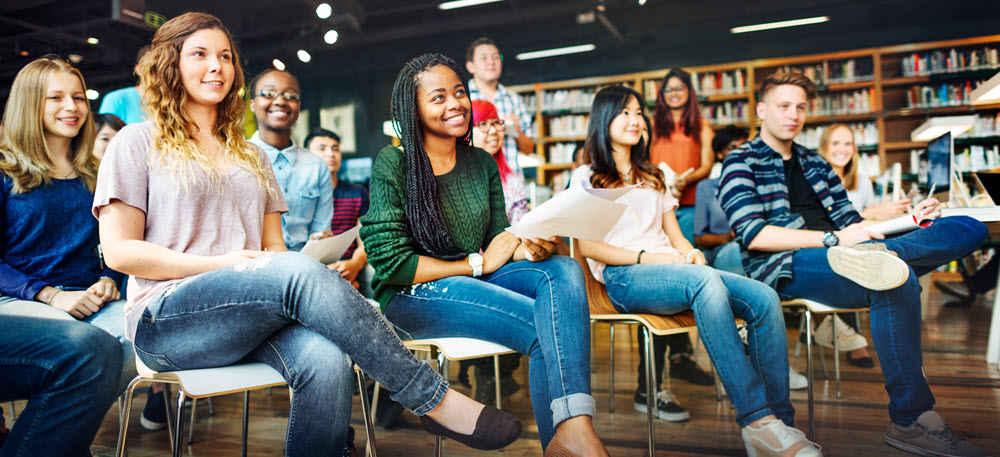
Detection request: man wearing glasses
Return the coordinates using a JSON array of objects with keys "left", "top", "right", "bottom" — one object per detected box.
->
[{"left": 249, "top": 69, "right": 334, "bottom": 251}]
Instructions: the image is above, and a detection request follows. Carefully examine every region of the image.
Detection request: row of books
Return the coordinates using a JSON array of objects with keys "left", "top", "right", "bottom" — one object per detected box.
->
[
  {"left": 904, "top": 81, "right": 982, "bottom": 108},
  {"left": 798, "top": 122, "right": 880, "bottom": 150},
  {"left": 964, "top": 113, "right": 1000, "bottom": 138},
  {"left": 900, "top": 47, "right": 1000, "bottom": 77},
  {"left": 548, "top": 114, "right": 589, "bottom": 138},
  {"left": 547, "top": 142, "right": 579, "bottom": 165},
  {"left": 701, "top": 101, "right": 749, "bottom": 125},
  {"left": 541, "top": 88, "right": 595, "bottom": 113},
  {"left": 809, "top": 89, "right": 876, "bottom": 117},
  {"left": 642, "top": 70, "right": 748, "bottom": 102},
  {"left": 955, "top": 145, "right": 1000, "bottom": 172},
  {"left": 773, "top": 59, "right": 874, "bottom": 85}
]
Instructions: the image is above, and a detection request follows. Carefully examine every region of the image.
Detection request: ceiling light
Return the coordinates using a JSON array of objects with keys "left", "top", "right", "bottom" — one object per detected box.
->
[
  {"left": 272, "top": 59, "right": 286, "bottom": 70},
  {"left": 324, "top": 30, "right": 339, "bottom": 45},
  {"left": 910, "top": 116, "right": 976, "bottom": 141},
  {"left": 438, "top": 0, "right": 503, "bottom": 10},
  {"left": 316, "top": 3, "right": 332, "bottom": 19},
  {"left": 971, "top": 71, "right": 1000, "bottom": 105},
  {"left": 638, "top": 0, "right": 647, "bottom": 4},
  {"left": 86, "top": 89, "right": 99, "bottom": 100},
  {"left": 87, "top": 37, "right": 99, "bottom": 45},
  {"left": 297, "top": 49, "right": 311, "bottom": 63},
  {"left": 515, "top": 44, "right": 596, "bottom": 61},
  {"left": 730, "top": 16, "right": 829, "bottom": 34}
]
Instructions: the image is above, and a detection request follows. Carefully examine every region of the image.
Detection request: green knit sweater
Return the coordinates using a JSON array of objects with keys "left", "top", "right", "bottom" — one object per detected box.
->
[{"left": 360, "top": 144, "right": 509, "bottom": 311}]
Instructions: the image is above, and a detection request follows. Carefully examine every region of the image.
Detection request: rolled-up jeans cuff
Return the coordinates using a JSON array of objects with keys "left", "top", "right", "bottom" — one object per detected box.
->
[
  {"left": 550, "top": 393, "right": 597, "bottom": 427},
  {"left": 390, "top": 360, "right": 449, "bottom": 416},
  {"left": 739, "top": 408, "right": 776, "bottom": 428}
]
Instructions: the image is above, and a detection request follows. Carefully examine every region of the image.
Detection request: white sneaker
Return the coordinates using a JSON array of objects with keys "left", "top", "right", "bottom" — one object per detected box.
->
[
  {"left": 828, "top": 243, "right": 909, "bottom": 291},
  {"left": 742, "top": 419, "right": 823, "bottom": 457},
  {"left": 812, "top": 315, "right": 868, "bottom": 352},
  {"left": 788, "top": 368, "right": 808, "bottom": 390}
]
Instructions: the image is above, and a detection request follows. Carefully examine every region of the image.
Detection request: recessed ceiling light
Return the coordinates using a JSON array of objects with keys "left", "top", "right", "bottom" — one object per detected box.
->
[
  {"left": 515, "top": 44, "right": 596, "bottom": 61},
  {"left": 86, "top": 89, "right": 99, "bottom": 100},
  {"left": 297, "top": 49, "right": 312, "bottom": 63},
  {"left": 438, "top": 0, "right": 503, "bottom": 10},
  {"left": 730, "top": 16, "right": 829, "bottom": 34},
  {"left": 316, "top": 3, "right": 332, "bottom": 19},
  {"left": 272, "top": 59, "right": 286, "bottom": 70},
  {"left": 324, "top": 30, "right": 339, "bottom": 45},
  {"left": 87, "top": 37, "right": 99, "bottom": 45}
]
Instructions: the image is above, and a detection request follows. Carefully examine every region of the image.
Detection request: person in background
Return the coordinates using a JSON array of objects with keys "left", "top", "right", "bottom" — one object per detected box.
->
[
  {"left": 649, "top": 68, "right": 715, "bottom": 246},
  {"left": 0, "top": 316, "right": 122, "bottom": 457},
  {"left": 466, "top": 37, "right": 535, "bottom": 175},
  {"left": 304, "top": 127, "right": 370, "bottom": 294},
  {"left": 471, "top": 100, "right": 529, "bottom": 224},
  {"left": 720, "top": 71, "right": 991, "bottom": 457},
  {"left": 694, "top": 125, "right": 748, "bottom": 275},
  {"left": 92, "top": 113, "right": 125, "bottom": 160},
  {"left": 249, "top": 69, "right": 333, "bottom": 251},
  {"left": 98, "top": 45, "right": 149, "bottom": 125},
  {"left": 574, "top": 85, "right": 818, "bottom": 457},
  {"left": 96, "top": 14, "right": 520, "bottom": 456},
  {"left": 362, "top": 53, "right": 607, "bottom": 456}
]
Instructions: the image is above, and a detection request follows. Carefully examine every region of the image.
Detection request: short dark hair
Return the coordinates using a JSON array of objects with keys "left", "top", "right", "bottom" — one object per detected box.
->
[
  {"left": 304, "top": 127, "right": 340, "bottom": 149},
  {"left": 94, "top": 113, "right": 126, "bottom": 132},
  {"left": 466, "top": 37, "right": 498, "bottom": 63},
  {"left": 136, "top": 45, "right": 150, "bottom": 65},
  {"left": 248, "top": 68, "right": 300, "bottom": 95},
  {"left": 759, "top": 71, "right": 818, "bottom": 101},
  {"left": 711, "top": 125, "right": 749, "bottom": 154}
]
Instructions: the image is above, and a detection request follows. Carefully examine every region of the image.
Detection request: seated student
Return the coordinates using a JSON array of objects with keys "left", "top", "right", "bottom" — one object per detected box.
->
[
  {"left": 305, "top": 128, "right": 370, "bottom": 293},
  {"left": 95, "top": 14, "right": 521, "bottom": 456},
  {"left": 719, "top": 72, "right": 991, "bottom": 457},
  {"left": 361, "top": 53, "right": 608, "bottom": 457},
  {"left": 0, "top": 316, "right": 123, "bottom": 457},
  {"left": 98, "top": 46, "right": 149, "bottom": 125},
  {"left": 249, "top": 69, "right": 333, "bottom": 251},
  {"left": 574, "top": 85, "right": 820, "bottom": 457},
  {"left": 92, "top": 113, "right": 126, "bottom": 160},
  {"left": 694, "top": 125, "right": 748, "bottom": 276},
  {"left": 0, "top": 56, "right": 135, "bottom": 394}
]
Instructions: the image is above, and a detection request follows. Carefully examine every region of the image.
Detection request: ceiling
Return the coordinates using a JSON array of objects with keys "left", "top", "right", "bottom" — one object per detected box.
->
[{"left": 2, "top": 0, "right": 998, "bottom": 105}]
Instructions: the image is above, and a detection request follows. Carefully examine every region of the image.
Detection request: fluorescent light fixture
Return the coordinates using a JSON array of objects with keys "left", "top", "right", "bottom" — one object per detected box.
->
[
  {"left": 638, "top": 0, "right": 647, "bottom": 4},
  {"left": 324, "top": 30, "right": 339, "bottom": 45},
  {"left": 383, "top": 120, "right": 399, "bottom": 138},
  {"left": 86, "top": 37, "right": 99, "bottom": 44},
  {"left": 438, "top": 0, "right": 503, "bottom": 10},
  {"left": 316, "top": 3, "right": 332, "bottom": 19},
  {"left": 971, "top": 71, "right": 1000, "bottom": 105},
  {"left": 297, "top": 50, "right": 311, "bottom": 63},
  {"left": 86, "top": 89, "right": 99, "bottom": 100},
  {"left": 910, "top": 115, "right": 976, "bottom": 141},
  {"left": 731, "top": 16, "right": 829, "bottom": 34},
  {"left": 515, "top": 44, "right": 596, "bottom": 61},
  {"left": 272, "top": 59, "right": 286, "bottom": 71}
]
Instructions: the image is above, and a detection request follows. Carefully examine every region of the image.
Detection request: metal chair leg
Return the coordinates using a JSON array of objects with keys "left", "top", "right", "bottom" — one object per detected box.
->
[
  {"left": 207, "top": 397, "right": 215, "bottom": 416},
  {"left": 817, "top": 322, "right": 829, "bottom": 380},
  {"left": 173, "top": 390, "right": 186, "bottom": 457},
  {"left": 833, "top": 314, "right": 843, "bottom": 399},
  {"left": 7, "top": 401, "right": 14, "bottom": 421},
  {"left": 435, "top": 353, "right": 448, "bottom": 457},
  {"left": 609, "top": 323, "right": 615, "bottom": 413},
  {"left": 711, "top": 360, "right": 722, "bottom": 402},
  {"left": 357, "top": 371, "right": 378, "bottom": 457},
  {"left": 493, "top": 354, "right": 502, "bottom": 409},
  {"left": 643, "top": 326, "right": 656, "bottom": 457},
  {"left": 115, "top": 377, "right": 144, "bottom": 457},
  {"left": 794, "top": 310, "right": 807, "bottom": 358},
  {"left": 188, "top": 398, "right": 197, "bottom": 444},
  {"left": 162, "top": 384, "right": 175, "bottom": 453},
  {"left": 370, "top": 382, "right": 381, "bottom": 429},
  {"left": 806, "top": 310, "right": 815, "bottom": 441},
  {"left": 242, "top": 391, "right": 250, "bottom": 457}
]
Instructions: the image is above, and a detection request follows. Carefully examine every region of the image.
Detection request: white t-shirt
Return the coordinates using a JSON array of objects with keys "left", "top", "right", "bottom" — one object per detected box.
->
[
  {"left": 845, "top": 171, "right": 876, "bottom": 213},
  {"left": 569, "top": 165, "right": 680, "bottom": 283}
]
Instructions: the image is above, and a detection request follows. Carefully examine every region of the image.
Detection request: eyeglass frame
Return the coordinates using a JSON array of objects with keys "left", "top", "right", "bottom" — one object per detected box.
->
[
  {"left": 254, "top": 89, "right": 302, "bottom": 101},
  {"left": 661, "top": 86, "right": 688, "bottom": 95},
  {"left": 473, "top": 119, "right": 505, "bottom": 133}
]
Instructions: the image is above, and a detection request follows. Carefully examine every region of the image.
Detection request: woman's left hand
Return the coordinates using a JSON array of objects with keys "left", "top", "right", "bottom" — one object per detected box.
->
[
  {"left": 86, "top": 277, "right": 120, "bottom": 303},
  {"left": 520, "top": 236, "right": 562, "bottom": 262},
  {"left": 914, "top": 197, "right": 942, "bottom": 221},
  {"left": 688, "top": 250, "right": 707, "bottom": 265}
]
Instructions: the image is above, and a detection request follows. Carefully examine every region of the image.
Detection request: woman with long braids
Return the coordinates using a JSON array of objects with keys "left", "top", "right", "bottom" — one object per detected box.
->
[
  {"left": 573, "top": 85, "right": 821, "bottom": 457},
  {"left": 361, "top": 53, "right": 608, "bottom": 457},
  {"left": 94, "top": 13, "right": 520, "bottom": 456}
]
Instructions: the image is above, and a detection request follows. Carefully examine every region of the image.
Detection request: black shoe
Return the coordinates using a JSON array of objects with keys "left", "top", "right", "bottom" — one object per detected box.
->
[
  {"left": 457, "top": 360, "right": 474, "bottom": 389},
  {"left": 633, "top": 388, "right": 690, "bottom": 422},
  {"left": 342, "top": 426, "right": 357, "bottom": 457},
  {"left": 141, "top": 387, "right": 168, "bottom": 431},
  {"left": 669, "top": 356, "right": 714, "bottom": 386},
  {"left": 935, "top": 281, "right": 971, "bottom": 300},
  {"left": 846, "top": 353, "right": 875, "bottom": 368},
  {"left": 419, "top": 405, "right": 522, "bottom": 451},
  {"left": 500, "top": 375, "right": 520, "bottom": 397}
]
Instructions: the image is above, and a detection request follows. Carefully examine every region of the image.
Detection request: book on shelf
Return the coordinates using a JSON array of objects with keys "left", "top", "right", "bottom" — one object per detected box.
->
[
  {"left": 905, "top": 81, "right": 979, "bottom": 108},
  {"left": 774, "top": 58, "right": 873, "bottom": 84},
  {"left": 901, "top": 47, "right": 1000, "bottom": 77}
]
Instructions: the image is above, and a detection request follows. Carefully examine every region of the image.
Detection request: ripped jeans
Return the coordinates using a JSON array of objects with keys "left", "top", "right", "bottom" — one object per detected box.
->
[{"left": 133, "top": 252, "right": 448, "bottom": 457}]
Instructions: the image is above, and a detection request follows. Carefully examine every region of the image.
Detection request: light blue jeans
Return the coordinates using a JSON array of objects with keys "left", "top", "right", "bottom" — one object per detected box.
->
[
  {"left": 602, "top": 263, "right": 793, "bottom": 427},
  {"left": 674, "top": 205, "right": 696, "bottom": 247},
  {"left": 133, "top": 251, "right": 447, "bottom": 457},
  {"left": 0, "top": 295, "right": 135, "bottom": 394},
  {"left": 385, "top": 256, "right": 595, "bottom": 449}
]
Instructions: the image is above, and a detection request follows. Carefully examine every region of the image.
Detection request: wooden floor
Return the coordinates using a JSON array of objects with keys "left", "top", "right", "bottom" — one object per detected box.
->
[{"left": 11, "top": 273, "right": 997, "bottom": 456}]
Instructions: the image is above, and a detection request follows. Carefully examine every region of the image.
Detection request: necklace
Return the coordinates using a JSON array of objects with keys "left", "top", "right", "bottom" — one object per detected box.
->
[
  {"left": 618, "top": 165, "right": 633, "bottom": 182},
  {"left": 51, "top": 168, "right": 76, "bottom": 179}
]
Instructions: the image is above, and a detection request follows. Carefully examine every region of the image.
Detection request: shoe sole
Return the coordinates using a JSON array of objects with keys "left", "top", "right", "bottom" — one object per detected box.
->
[
  {"left": 140, "top": 415, "right": 168, "bottom": 431},
  {"left": 884, "top": 434, "right": 956, "bottom": 457},
  {"left": 633, "top": 402, "right": 691, "bottom": 422},
  {"left": 828, "top": 246, "right": 909, "bottom": 291}
]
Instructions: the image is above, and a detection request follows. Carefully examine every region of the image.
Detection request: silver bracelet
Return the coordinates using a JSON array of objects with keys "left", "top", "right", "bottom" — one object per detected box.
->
[{"left": 685, "top": 249, "right": 703, "bottom": 262}]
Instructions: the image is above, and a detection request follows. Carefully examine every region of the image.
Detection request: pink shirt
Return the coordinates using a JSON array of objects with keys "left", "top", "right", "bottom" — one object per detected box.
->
[{"left": 569, "top": 165, "right": 679, "bottom": 283}]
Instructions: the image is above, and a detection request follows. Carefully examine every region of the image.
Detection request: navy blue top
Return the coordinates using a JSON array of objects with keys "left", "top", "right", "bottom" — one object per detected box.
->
[
  {"left": 693, "top": 178, "right": 731, "bottom": 237},
  {"left": 1, "top": 175, "right": 124, "bottom": 300}
]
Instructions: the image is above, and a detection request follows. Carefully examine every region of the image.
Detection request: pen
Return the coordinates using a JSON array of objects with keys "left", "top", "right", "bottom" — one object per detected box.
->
[{"left": 918, "top": 182, "right": 936, "bottom": 221}]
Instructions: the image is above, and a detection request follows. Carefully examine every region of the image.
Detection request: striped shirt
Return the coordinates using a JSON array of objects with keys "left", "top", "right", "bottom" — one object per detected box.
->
[
  {"left": 331, "top": 181, "right": 369, "bottom": 260},
  {"left": 718, "top": 136, "right": 862, "bottom": 288},
  {"left": 468, "top": 79, "right": 535, "bottom": 174}
]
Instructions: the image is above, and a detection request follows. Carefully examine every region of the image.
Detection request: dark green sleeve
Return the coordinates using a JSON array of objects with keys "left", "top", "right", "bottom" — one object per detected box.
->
[
  {"left": 359, "top": 145, "right": 419, "bottom": 287},
  {"left": 480, "top": 147, "right": 510, "bottom": 251}
]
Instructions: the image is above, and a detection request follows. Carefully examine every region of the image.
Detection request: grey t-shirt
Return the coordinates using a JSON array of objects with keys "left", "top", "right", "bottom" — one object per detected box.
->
[{"left": 92, "top": 121, "right": 287, "bottom": 339}]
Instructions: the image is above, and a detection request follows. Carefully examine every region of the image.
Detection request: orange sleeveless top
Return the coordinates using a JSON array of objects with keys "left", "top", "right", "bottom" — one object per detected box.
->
[{"left": 649, "top": 126, "right": 701, "bottom": 206}]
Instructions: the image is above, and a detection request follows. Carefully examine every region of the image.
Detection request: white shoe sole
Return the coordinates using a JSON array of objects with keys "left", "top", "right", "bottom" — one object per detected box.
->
[
  {"left": 633, "top": 401, "right": 691, "bottom": 422},
  {"left": 827, "top": 246, "right": 909, "bottom": 291},
  {"left": 140, "top": 414, "right": 168, "bottom": 431}
]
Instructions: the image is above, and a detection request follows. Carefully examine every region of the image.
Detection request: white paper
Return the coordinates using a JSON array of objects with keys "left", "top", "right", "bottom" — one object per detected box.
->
[
  {"left": 300, "top": 225, "right": 361, "bottom": 264},
  {"left": 866, "top": 215, "right": 922, "bottom": 235},
  {"left": 507, "top": 185, "right": 636, "bottom": 241}
]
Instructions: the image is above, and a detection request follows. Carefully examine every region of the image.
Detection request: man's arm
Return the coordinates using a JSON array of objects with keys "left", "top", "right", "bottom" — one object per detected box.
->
[{"left": 511, "top": 92, "right": 535, "bottom": 154}]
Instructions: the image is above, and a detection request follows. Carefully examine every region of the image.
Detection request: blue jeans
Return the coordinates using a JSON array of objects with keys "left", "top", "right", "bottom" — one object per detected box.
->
[
  {"left": 134, "top": 252, "right": 447, "bottom": 457},
  {"left": 777, "top": 216, "right": 988, "bottom": 426},
  {"left": 708, "top": 241, "right": 746, "bottom": 276},
  {"left": 674, "top": 205, "right": 696, "bottom": 247},
  {"left": 0, "top": 316, "right": 123, "bottom": 457},
  {"left": 603, "top": 263, "right": 792, "bottom": 427},
  {"left": 385, "top": 256, "right": 594, "bottom": 448},
  {"left": 0, "top": 296, "right": 135, "bottom": 394}
]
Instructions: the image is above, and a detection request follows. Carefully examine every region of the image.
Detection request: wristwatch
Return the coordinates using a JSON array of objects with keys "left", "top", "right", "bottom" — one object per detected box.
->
[
  {"left": 821, "top": 231, "right": 839, "bottom": 248},
  {"left": 468, "top": 253, "right": 484, "bottom": 277}
]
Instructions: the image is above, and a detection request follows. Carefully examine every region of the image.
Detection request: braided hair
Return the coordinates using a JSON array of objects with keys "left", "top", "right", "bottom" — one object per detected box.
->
[{"left": 390, "top": 53, "right": 472, "bottom": 260}]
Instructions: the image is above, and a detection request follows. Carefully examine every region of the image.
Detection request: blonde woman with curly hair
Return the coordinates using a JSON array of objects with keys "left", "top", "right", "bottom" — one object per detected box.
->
[
  {"left": 93, "top": 12, "right": 521, "bottom": 456},
  {"left": 0, "top": 56, "right": 135, "bottom": 391}
]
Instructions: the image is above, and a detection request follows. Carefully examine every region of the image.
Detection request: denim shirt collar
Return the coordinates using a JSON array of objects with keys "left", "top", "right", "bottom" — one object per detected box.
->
[{"left": 250, "top": 131, "right": 298, "bottom": 166}]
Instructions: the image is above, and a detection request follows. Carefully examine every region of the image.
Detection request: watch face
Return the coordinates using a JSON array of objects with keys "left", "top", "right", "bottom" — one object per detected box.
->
[{"left": 469, "top": 254, "right": 483, "bottom": 267}]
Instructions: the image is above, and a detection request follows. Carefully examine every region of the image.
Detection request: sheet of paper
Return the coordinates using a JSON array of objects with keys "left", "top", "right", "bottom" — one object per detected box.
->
[
  {"left": 866, "top": 215, "right": 921, "bottom": 235},
  {"left": 507, "top": 185, "right": 636, "bottom": 241},
  {"left": 300, "top": 225, "right": 361, "bottom": 264}
]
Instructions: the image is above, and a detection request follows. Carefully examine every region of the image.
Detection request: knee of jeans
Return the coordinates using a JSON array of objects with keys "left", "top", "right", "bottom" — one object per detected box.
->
[
  {"left": 547, "top": 255, "right": 585, "bottom": 282},
  {"left": 69, "top": 324, "right": 125, "bottom": 380},
  {"left": 692, "top": 270, "right": 728, "bottom": 305}
]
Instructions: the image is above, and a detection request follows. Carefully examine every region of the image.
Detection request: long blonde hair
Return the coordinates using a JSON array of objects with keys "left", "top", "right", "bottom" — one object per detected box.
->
[
  {"left": 137, "top": 12, "right": 270, "bottom": 192},
  {"left": 0, "top": 57, "right": 98, "bottom": 194},
  {"left": 817, "top": 124, "right": 858, "bottom": 191}
]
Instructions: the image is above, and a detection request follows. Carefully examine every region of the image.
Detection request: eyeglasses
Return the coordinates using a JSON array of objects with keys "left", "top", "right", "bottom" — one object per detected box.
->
[
  {"left": 474, "top": 119, "right": 505, "bottom": 132},
  {"left": 662, "top": 86, "right": 687, "bottom": 95},
  {"left": 255, "top": 89, "right": 301, "bottom": 101}
]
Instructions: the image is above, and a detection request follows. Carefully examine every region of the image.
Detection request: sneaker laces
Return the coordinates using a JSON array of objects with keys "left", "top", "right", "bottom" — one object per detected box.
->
[
  {"left": 760, "top": 420, "right": 823, "bottom": 452},
  {"left": 655, "top": 390, "right": 680, "bottom": 406},
  {"left": 922, "top": 422, "right": 965, "bottom": 448},
  {"left": 854, "top": 242, "right": 899, "bottom": 257}
]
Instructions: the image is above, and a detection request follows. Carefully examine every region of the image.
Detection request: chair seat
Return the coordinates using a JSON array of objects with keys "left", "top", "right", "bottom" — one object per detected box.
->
[
  {"left": 403, "top": 338, "right": 516, "bottom": 361},
  {"left": 135, "top": 355, "right": 285, "bottom": 399},
  {"left": 781, "top": 298, "right": 868, "bottom": 314}
]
